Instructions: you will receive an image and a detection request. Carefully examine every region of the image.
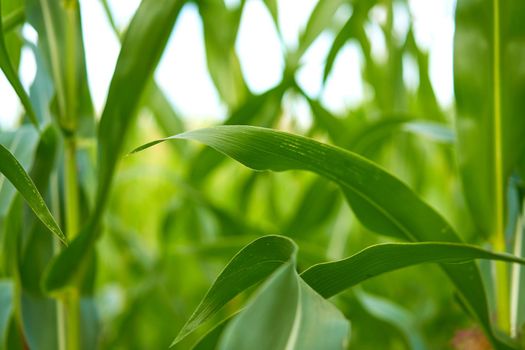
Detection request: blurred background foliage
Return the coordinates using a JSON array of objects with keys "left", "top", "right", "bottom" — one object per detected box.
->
[{"left": 0, "top": 0, "right": 510, "bottom": 349}]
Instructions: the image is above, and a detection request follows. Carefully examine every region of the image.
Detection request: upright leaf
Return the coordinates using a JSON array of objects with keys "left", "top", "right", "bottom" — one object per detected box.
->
[
  {"left": 0, "top": 1, "right": 39, "bottom": 128},
  {"left": 25, "top": 0, "right": 95, "bottom": 135},
  {"left": 455, "top": 0, "right": 525, "bottom": 240},
  {"left": 43, "top": 0, "right": 186, "bottom": 292},
  {"left": 454, "top": 0, "right": 525, "bottom": 332},
  {"left": 97, "top": 0, "right": 185, "bottom": 215},
  {"left": 295, "top": 0, "right": 346, "bottom": 61},
  {"left": 198, "top": 0, "right": 247, "bottom": 108}
]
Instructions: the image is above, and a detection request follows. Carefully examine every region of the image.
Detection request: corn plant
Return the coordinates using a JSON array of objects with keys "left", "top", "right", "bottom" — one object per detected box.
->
[{"left": 1, "top": 0, "right": 525, "bottom": 349}]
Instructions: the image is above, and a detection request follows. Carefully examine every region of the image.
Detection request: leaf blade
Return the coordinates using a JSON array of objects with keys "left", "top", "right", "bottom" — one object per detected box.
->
[
  {"left": 301, "top": 242, "right": 525, "bottom": 299},
  {"left": 172, "top": 235, "right": 297, "bottom": 346},
  {"left": 0, "top": 143, "right": 66, "bottom": 244},
  {"left": 134, "top": 125, "right": 512, "bottom": 348}
]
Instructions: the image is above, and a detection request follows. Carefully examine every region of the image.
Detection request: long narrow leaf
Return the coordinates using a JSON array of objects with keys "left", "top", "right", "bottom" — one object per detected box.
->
[
  {"left": 43, "top": 0, "right": 186, "bottom": 293},
  {"left": 0, "top": 143, "right": 66, "bottom": 244},
  {"left": 454, "top": 0, "right": 525, "bottom": 240},
  {"left": 301, "top": 242, "right": 525, "bottom": 299},
  {"left": 0, "top": 2, "right": 38, "bottom": 128},
  {"left": 172, "top": 235, "right": 297, "bottom": 346},
  {"left": 134, "top": 125, "right": 512, "bottom": 349}
]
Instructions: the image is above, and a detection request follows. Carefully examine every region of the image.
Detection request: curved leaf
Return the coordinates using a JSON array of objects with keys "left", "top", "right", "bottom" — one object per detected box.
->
[
  {"left": 134, "top": 125, "right": 513, "bottom": 349},
  {"left": 172, "top": 235, "right": 297, "bottom": 346},
  {"left": 0, "top": 143, "right": 66, "bottom": 244},
  {"left": 301, "top": 242, "right": 525, "bottom": 299},
  {"left": 0, "top": 126, "right": 39, "bottom": 217},
  {"left": 218, "top": 263, "right": 350, "bottom": 350}
]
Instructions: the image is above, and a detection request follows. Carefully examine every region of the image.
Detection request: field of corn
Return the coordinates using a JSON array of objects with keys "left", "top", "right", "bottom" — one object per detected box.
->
[{"left": 1, "top": 0, "right": 525, "bottom": 349}]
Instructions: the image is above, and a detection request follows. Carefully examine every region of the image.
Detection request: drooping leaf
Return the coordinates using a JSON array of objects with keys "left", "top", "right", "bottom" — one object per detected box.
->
[
  {"left": 0, "top": 126, "right": 39, "bottom": 217},
  {"left": 172, "top": 235, "right": 297, "bottom": 346},
  {"left": 301, "top": 241, "right": 525, "bottom": 299},
  {"left": 134, "top": 125, "right": 513, "bottom": 349},
  {"left": 188, "top": 82, "right": 288, "bottom": 183},
  {"left": 217, "top": 263, "right": 350, "bottom": 350},
  {"left": 0, "top": 142, "right": 66, "bottom": 244}
]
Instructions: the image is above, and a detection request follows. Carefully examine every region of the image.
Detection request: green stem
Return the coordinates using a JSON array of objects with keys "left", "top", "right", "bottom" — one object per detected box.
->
[
  {"left": 510, "top": 208, "right": 524, "bottom": 337},
  {"left": 492, "top": 0, "right": 510, "bottom": 333},
  {"left": 64, "top": 136, "right": 81, "bottom": 350},
  {"left": 494, "top": 240, "right": 510, "bottom": 332},
  {"left": 51, "top": 173, "right": 67, "bottom": 350}
]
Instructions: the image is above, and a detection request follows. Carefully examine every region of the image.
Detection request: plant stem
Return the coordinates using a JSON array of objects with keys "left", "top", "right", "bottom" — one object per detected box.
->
[
  {"left": 51, "top": 172, "right": 68, "bottom": 350},
  {"left": 64, "top": 136, "right": 81, "bottom": 350},
  {"left": 510, "top": 208, "right": 524, "bottom": 337},
  {"left": 494, "top": 238, "right": 510, "bottom": 332},
  {"left": 491, "top": 0, "right": 510, "bottom": 333}
]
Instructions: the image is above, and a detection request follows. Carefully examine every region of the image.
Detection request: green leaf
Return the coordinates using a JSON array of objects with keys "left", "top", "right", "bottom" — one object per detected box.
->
[
  {"left": 191, "top": 314, "right": 235, "bottom": 350},
  {"left": 354, "top": 289, "right": 427, "bottom": 350},
  {"left": 188, "top": 82, "right": 288, "bottom": 183},
  {"left": 198, "top": 0, "right": 247, "bottom": 108},
  {"left": 262, "top": 0, "right": 278, "bottom": 29},
  {"left": 0, "top": 280, "right": 14, "bottom": 348},
  {"left": 1, "top": 6, "right": 24, "bottom": 32},
  {"left": 0, "top": 1, "right": 39, "bottom": 128},
  {"left": 20, "top": 291, "right": 58, "bottom": 349},
  {"left": 322, "top": 1, "right": 374, "bottom": 83},
  {"left": 454, "top": 0, "right": 525, "bottom": 239},
  {"left": 296, "top": 0, "right": 346, "bottom": 60},
  {"left": 0, "top": 126, "right": 39, "bottom": 217},
  {"left": 217, "top": 263, "right": 350, "bottom": 350},
  {"left": 0, "top": 142, "right": 66, "bottom": 244},
  {"left": 96, "top": 0, "right": 185, "bottom": 216},
  {"left": 301, "top": 241, "right": 525, "bottom": 299},
  {"left": 43, "top": 0, "right": 186, "bottom": 293},
  {"left": 454, "top": 0, "right": 525, "bottom": 333},
  {"left": 402, "top": 121, "right": 455, "bottom": 144},
  {"left": 172, "top": 235, "right": 297, "bottom": 346},
  {"left": 134, "top": 125, "right": 513, "bottom": 349},
  {"left": 25, "top": 0, "right": 95, "bottom": 135}
]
